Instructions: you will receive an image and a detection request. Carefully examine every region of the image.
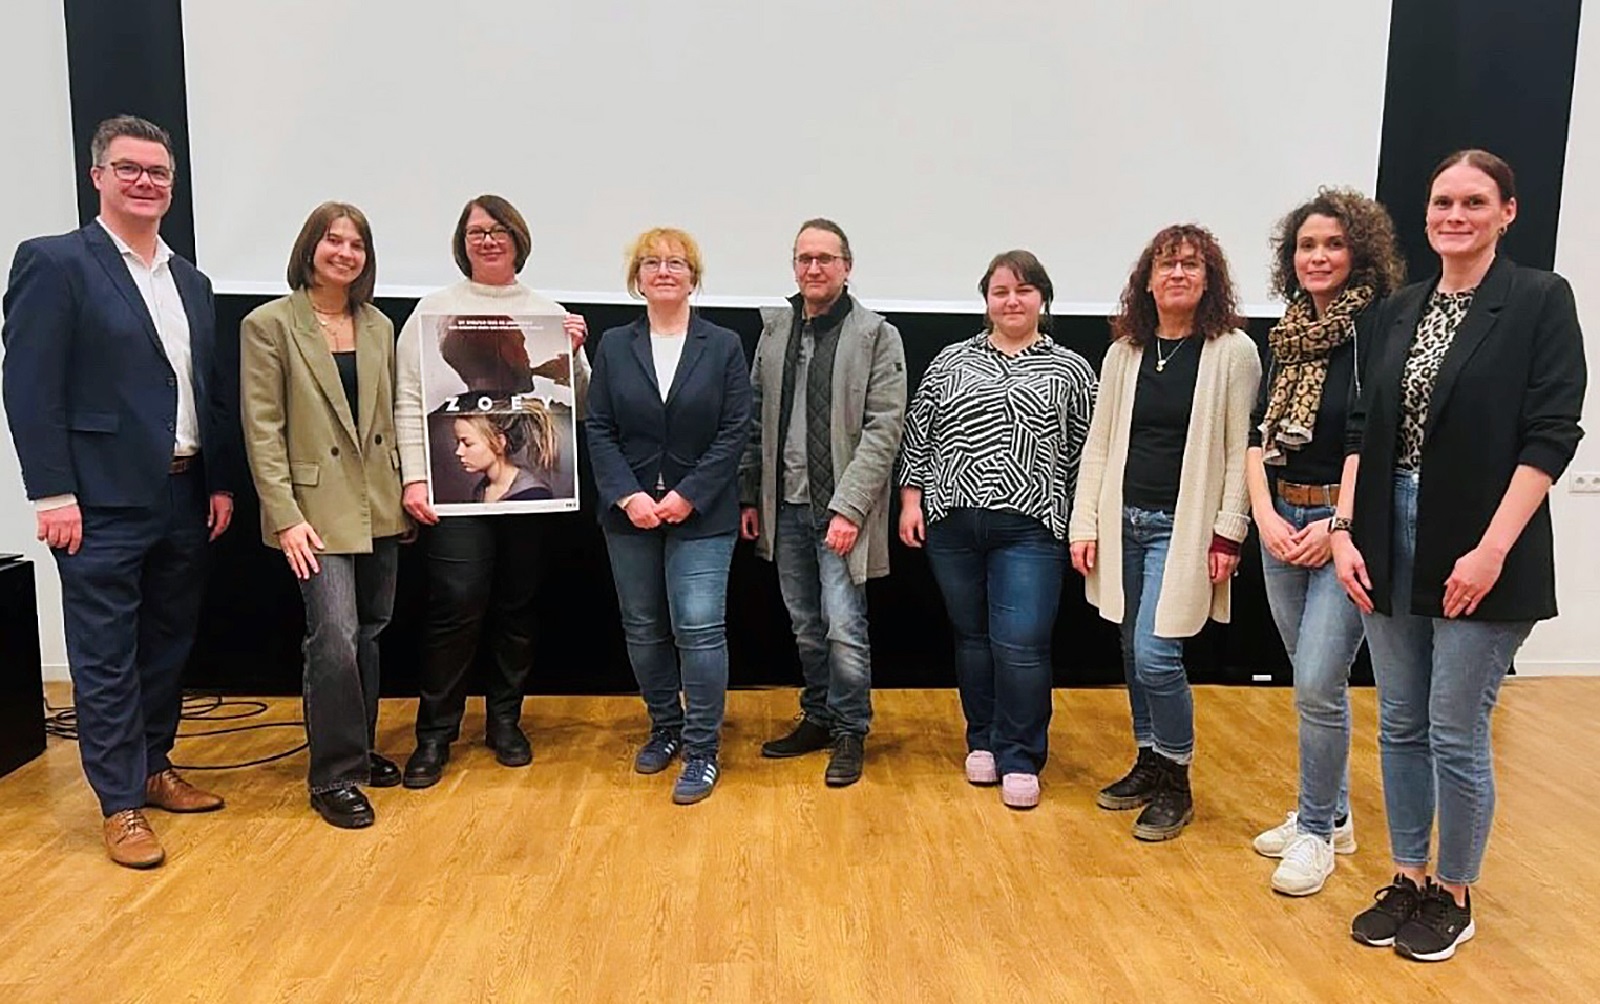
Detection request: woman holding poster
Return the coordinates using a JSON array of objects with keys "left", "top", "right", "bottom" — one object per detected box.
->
[
  {"left": 394, "top": 194, "right": 590, "bottom": 789},
  {"left": 587, "top": 227, "right": 752, "bottom": 805}
]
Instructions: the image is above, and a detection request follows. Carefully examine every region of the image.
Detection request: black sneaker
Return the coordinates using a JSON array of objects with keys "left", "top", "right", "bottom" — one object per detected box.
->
[
  {"left": 1351, "top": 874, "right": 1424, "bottom": 947},
  {"left": 1132, "top": 755, "right": 1193, "bottom": 841},
  {"left": 825, "top": 734, "right": 865, "bottom": 787},
  {"left": 761, "top": 718, "right": 831, "bottom": 758},
  {"left": 1394, "top": 881, "right": 1475, "bottom": 962},
  {"left": 1097, "top": 746, "right": 1163, "bottom": 810}
]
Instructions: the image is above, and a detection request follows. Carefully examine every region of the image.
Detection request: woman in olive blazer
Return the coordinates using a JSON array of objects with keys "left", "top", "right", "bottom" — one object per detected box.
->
[{"left": 241, "top": 201, "right": 405, "bottom": 830}]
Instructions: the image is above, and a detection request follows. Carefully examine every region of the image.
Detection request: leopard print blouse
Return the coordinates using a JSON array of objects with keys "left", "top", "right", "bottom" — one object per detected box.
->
[{"left": 1396, "top": 288, "right": 1476, "bottom": 469}]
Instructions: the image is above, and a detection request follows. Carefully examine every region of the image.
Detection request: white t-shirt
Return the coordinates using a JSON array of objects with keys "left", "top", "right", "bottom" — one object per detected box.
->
[{"left": 650, "top": 329, "right": 687, "bottom": 402}]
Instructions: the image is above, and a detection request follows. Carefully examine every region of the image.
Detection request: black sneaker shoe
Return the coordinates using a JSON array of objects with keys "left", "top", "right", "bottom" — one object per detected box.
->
[
  {"left": 634, "top": 729, "right": 681, "bottom": 775},
  {"left": 485, "top": 720, "right": 533, "bottom": 768},
  {"left": 1097, "top": 746, "right": 1163, "bottom": 810},
  {"left": 825, "top": 734, "right": 865, "bottom": 787},
  {"left": 1395, "top": 881, "right": 1475, "bottom": 962},
  {"left": 1132, "top": 755, "right": 1193, "bottom": 841},
  {"left": 1351, "top": 874, "right": 1425, "bottom": 947},
  {"left": 402, "top": 741, "right": 450, "bottom": 790},
  {"left": 761, "top": 718, "right": 831, "bottom": 758}
]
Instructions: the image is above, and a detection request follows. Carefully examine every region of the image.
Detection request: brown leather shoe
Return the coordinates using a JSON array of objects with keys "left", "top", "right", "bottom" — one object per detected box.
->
[
  {"left": 145, "top": 768, "right": 225, "bottom": 813},
  {"left": 103, "top": 809, "right": 165, "bottom": 869}
]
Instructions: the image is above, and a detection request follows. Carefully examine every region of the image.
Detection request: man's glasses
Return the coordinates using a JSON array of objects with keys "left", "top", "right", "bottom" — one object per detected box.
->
[
  {"left": 794, "top": 253, "right": 847, "bottom": 269},
  {"left": 101, "top": 161, "right": 174, "bottom": 187}
]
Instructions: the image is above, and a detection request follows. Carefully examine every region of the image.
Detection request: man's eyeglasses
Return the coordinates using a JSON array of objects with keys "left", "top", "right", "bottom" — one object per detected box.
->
[
  {"left": 639, "top": 256, "right": 691, "bottom": 274},
  {"left": 101, "top": 161, "right": 174, "bottom": 187},
  {"left": 794, "top": 253, "right": 847, "bottom": 269},
  {"left": 465, "top": 226, "right": 513, "bottom": 245}
]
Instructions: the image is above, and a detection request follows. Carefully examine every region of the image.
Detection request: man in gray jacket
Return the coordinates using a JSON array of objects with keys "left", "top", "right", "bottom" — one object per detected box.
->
[{"left": 739, "top": 219, "right": 907, "bottom": 786}]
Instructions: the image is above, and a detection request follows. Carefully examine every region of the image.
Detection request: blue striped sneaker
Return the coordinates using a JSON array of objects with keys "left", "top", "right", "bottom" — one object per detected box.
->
[
  {"left": 634, "top": 730, "right": 681, "bottom": 775},
  {"left": 672, "top": 753, "right": 719, "bottom": 804}
]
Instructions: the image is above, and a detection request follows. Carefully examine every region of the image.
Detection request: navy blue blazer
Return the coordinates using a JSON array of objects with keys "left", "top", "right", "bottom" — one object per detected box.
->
[
  {"left": 1, "top": 222, "right": 240, "bottom": 507},
  {"left": 585, "top": 313, "right": 752, "bottom": 537}
]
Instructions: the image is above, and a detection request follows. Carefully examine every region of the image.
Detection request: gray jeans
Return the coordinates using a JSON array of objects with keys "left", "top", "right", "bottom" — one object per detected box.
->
[{"left": 297, "top": 538, "right": 399, "bottom": 792}]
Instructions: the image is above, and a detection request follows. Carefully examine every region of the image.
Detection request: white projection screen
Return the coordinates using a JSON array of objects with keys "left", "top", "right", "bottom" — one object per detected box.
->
[{"left": 184, "top": 1, "right": 1392, "bottom": 313}]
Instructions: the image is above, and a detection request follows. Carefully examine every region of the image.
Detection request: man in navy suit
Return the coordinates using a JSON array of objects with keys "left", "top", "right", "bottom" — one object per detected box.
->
[{"left": 2, "top": 115, "right": 239, "bottom": 868}]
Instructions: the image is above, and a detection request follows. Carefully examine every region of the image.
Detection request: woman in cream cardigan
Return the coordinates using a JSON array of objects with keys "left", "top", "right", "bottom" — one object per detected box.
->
[{"left": 1069, "top": 223, "right": 1261, "bottom": 841}]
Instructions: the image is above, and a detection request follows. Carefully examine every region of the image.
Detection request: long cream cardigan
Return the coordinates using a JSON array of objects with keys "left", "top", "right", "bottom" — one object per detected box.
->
[{"left": 1068, "top": 329, "right": 1262, "bottom": 638}]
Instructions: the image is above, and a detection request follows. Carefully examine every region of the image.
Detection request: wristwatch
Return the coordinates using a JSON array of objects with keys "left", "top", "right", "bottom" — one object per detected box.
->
[{"left": 1329, "top": 515, "right": 1353, "bottom": 535}]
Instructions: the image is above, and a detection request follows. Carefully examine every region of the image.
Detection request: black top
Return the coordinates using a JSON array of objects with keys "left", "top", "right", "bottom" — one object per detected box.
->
[
  {"left": 1346, "top": 255, "right": 1587, "bottom": 622},
  {"left": 1123, "top": 334, "right": 1201, "bottom": 512},
  {"left": 333, "top": 350, "right": 358, "bottom": 420},
  {"left": 1249, "top": 304, "right": 1379, "bottom": 487}
]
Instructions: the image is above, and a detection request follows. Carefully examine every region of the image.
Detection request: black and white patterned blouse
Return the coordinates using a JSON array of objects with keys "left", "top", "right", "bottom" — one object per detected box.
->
[
  {"left": 1397, "top": 288, "right": 1475, "bottom": 469},
  {"left": 898, "top": 333, "right": 1098, "bottom": 538}
]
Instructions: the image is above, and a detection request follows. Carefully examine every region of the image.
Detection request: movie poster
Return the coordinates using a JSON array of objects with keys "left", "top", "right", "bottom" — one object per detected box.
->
[{"left": 418, "top": 312, "right": 580, "bottom": 515}]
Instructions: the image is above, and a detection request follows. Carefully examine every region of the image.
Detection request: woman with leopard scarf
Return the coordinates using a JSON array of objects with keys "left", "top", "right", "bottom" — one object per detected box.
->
[{"left": 1245, "top": 189, "right": 1405, "bottom": 898}]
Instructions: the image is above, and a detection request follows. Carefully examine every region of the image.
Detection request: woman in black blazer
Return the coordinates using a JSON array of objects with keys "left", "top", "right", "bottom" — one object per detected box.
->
[
  {"left": 586, "top": 227, "right": 752, "bottom": 806},
  {"left": 1332, "top": 150, "right": 1586, "bottom": 962}
]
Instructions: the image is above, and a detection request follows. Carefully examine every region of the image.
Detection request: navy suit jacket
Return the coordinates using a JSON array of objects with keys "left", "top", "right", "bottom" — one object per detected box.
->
[
  {"left": 2, "top": 222, "right": 239, "bottom": 507},
  {"left": 585, "top": 313, "right": 752, "bottom": 537}
]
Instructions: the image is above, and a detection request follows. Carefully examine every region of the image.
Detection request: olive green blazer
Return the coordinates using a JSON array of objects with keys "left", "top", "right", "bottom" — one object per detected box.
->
[{"left": 241, "top": 289, "right": 406, "bottom": 553}]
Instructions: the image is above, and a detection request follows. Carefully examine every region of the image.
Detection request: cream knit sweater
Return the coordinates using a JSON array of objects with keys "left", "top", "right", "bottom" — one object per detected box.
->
[
  {"left": 1068, "top": 329, "right": 1261, "bottom": 638},
  {"left": 394, "top": 279, "right": 591, "bottom": 485}
]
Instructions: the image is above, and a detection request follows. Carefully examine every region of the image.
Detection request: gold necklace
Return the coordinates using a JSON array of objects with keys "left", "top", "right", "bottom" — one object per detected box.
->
[{"left": 1154, "top": 335, "right": 1189, "bottom": 372}]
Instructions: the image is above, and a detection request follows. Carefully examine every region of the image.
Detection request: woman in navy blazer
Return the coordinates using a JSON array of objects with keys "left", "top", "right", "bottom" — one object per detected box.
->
[
  {"left": 1333, "top": 151, "right": 1586, "bottom": 961},
  {"left": 586, "top": 227, "right": 752, "bottom": 805}
]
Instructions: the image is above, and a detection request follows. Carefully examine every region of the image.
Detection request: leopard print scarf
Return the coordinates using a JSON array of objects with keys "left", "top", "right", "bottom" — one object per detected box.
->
[{"left": 1258, "top": 284, "right": 1373, "bottom": 465}]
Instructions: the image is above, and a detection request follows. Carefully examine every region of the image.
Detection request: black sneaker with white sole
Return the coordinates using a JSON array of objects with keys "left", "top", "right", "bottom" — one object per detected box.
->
[
  {"left": 1394, "top": 881, "right": 1474, "bottom": 962},
  {"left": 1351, "top": 874, "right": 1424, "bottom": 947}
]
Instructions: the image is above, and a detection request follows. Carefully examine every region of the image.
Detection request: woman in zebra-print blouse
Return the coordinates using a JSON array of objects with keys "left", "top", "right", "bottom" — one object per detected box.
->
[{"left": 897, "top": 250, "right": 1098, "bottom": 810}]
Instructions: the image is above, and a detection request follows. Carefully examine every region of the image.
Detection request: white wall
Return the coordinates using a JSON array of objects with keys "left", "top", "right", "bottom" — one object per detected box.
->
[
  {"left": 182, "top": 0, "right": 1391, "bottom": 314},
  {"left": 1528, "top": 7, "right": 1600, "bottom": 675},
  {"left": 0, "top": 2, "right": 78, "bottom": 680}
]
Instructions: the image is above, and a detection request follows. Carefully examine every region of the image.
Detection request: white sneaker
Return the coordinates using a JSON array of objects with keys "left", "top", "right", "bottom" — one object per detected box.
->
[
  {"left": 1253, "top": 810, "right": 1356, "bottom": 857},
  {"left": 964, "top": 750, "right": 998, "bottom": 785},
  {"left": 1270, "top": 831, "right": 1337, "bottom": 896}
]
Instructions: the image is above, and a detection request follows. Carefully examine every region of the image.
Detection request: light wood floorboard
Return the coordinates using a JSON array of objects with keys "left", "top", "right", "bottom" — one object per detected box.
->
[{"left": 1, "top": 681, "right": 1596, "bottom": 1002}]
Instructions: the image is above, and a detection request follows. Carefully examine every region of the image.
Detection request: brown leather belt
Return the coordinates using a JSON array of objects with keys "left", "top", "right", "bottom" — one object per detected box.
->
[
  {"left": 1276, "top": 480, "right": 1339, "bottom": 507},
  {"left": 169, "top": 453, "right": 200, "bottom": 475}
]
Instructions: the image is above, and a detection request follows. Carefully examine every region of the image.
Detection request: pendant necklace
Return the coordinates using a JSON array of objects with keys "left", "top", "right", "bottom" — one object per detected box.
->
[{"left": 1155, "top": 335, "right": 1188, "bottom": 373}]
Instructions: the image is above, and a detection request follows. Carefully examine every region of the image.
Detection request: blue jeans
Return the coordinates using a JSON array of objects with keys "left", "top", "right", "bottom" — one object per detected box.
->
[
  {"left": 298, "top": 539, "right": 400, "bottom": 793},
  {"left": 1362, "top": 471, "right": 1533, "bottom": 884},
  {"left": 1261, "top": 497, "right": 1365, "bottom": 838},
  {"left": 774, "top": 503, "right": 872, "bottom": 736},
  {"left": 603, "top": 529, "right": 736, "bottom": 756},
  {"left": 1119, "top": 507, "right": 1195, "bottom": 763},
  {"left": 924, "top": 508, "right": 1066, "bottom": 776}
]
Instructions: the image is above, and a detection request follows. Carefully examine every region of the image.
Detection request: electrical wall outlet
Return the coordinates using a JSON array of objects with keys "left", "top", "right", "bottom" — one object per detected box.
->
[{"left": 1570, "top": 472, "right": 1600, "bottom": 493}]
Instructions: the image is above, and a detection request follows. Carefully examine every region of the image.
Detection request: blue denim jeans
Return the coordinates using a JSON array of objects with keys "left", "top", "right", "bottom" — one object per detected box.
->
[
  {"left": 298, "top": 538, "right": 400, "bottom": 793},
  {"left": 603, "top": 529, "right": 737, "bottom": 756},
  {"left": 1119, "top": 507, "right": 1195, "bottom": 763},
  {"left": 924, "top": 508, "right": 1066, "bottom": 776},
  {"left": 1362, "top": 471, "right": 1533, "bottom": 884},
  {"left": 1260, "top": 496, "right": 1365, "bottom": 838},
  {"left": 774, "top": 503, "right": 872, "bottom": 736}
]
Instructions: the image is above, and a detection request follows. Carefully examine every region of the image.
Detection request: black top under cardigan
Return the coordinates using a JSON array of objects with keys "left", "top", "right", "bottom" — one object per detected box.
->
[{"left": 1345, "top": 255, "right": 1587, "bottom": 621}]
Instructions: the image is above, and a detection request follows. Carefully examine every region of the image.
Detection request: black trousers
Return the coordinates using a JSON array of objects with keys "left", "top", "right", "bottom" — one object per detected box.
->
[{"left": 413, "top": 515, "right": 542, "bottom": 743}]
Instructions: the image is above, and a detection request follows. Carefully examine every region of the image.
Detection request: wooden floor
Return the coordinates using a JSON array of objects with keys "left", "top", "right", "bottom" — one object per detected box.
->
[{"left": 2, "top": 681, "right": 1597, "bottom": 1003}]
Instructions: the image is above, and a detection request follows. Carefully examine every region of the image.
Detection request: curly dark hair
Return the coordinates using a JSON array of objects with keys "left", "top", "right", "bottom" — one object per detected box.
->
[
  {"left": 1111, "top": 224, "right": 1242, "bottom": 346},
  {"left": 1269, "top": 188, "right": 1406, "bottom": 302}
]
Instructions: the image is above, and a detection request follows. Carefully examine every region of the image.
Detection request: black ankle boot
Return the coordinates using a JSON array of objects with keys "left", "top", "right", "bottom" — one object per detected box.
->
[
  {"left": 485, "top": 720, "right": 532, "bottom": 768},
  {"left": 1096, "top": 746, "right": 1163, "bottom": 810},
  {"left": 1132, "top": 755, "right": 1193, "bottom": 841}
]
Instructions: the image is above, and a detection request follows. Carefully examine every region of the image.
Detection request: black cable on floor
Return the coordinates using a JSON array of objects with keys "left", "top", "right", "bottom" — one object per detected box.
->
[{"left": 43, "top": 690, "right": 309, "bottom": 771}]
